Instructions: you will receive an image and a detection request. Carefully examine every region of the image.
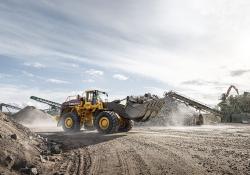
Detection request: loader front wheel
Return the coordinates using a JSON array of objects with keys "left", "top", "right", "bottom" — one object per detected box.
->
[
  {"left": 62, "top": 112, "right": 81, "bottom": 132},
  {"left": 118, "top": 119, "right": 134, "bottom": 132},
  {"left": 95, "top": 111, "right": 119, "bottom": 134}
]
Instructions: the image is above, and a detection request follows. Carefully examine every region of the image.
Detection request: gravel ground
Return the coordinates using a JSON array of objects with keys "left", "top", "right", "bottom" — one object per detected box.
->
[{"left": 34, "top": 124, "right": 250, "bottom": 175}]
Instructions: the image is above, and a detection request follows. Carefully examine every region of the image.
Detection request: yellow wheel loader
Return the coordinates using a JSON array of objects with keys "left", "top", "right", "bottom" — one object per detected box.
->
[
  {"left": 32, "top": 90, "right": 223, "bottom": 133},
  {"left": 57, "top": 90, "right": 165, "bottom": 134}
]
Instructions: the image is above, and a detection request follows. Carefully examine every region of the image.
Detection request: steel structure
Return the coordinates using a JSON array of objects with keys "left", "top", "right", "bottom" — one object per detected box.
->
[
  {"left": 165, "top": 91, "right": 222, "bottom": 116},
  {"left": 0, "top": 103, "right": 21, "bottom": 112},
  {"left": 30, "top": 96, "right": 61, "bottom": 109}
]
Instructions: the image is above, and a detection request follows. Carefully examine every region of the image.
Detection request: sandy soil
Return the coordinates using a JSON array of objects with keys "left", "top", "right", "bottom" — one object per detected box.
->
[{"left": 31, "top": 124, "right": 250, "bottom": 175}]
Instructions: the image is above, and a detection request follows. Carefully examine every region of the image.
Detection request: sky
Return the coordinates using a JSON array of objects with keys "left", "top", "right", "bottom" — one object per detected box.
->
[{"left": 0, "top": 0, "right": 250, "bottom": 109}]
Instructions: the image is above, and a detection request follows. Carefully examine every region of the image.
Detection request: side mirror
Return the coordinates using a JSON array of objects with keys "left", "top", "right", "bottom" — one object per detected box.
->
[{"left": 103, "top": 92, "right": 108, "bottom": 97}]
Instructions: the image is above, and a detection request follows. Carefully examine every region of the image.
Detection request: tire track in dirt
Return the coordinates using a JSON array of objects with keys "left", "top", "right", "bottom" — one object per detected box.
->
[
  {"left": 39, "top": 125, "right": 250, "bottom": 175},
  {"left": 88, "top": 139, "right": 151, "bottom": 175},
  {"left": 89, "top": 150, "right": 102, "bottom": 175},
  {"left": 155, "top": 134, "right": 249, "bottom": 175},
  {"left": 115, "top": 150, "right": 130, "bottom": 175},
  {"left": 88, "top": 143, "right": 126, "bottom": 175},
  {"left": 51, "top": 147, "right": 91, "bottom": 175},
  {"left": 57, "top": 153, "right": 74, "bottom": 175},
  {"left": 125, "top": 129, "right": 249, "bottom": 175},
  {"left": 79, "top": 148, "right": 92, "bottom": 175},
  {"left": 57, "top": 152, "right": 78, "bottom": 175},
  {"left": 114, "top": 141, "right": 151, "bottom": 175},
  {"left": 145, "top": 130, "right": 249, "bottom": 175},
  {"left": 120, "top": 135, "right": 205, "bottom": 175}
]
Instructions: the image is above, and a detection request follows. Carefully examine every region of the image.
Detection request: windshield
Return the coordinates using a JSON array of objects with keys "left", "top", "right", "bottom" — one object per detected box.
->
[{"left": 97, "top": 92, "right": 108, "bottom": 102}]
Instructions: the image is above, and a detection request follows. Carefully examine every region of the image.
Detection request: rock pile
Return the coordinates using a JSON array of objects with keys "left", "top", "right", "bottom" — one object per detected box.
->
[
  {"left": 12, "top": 106, "right": 53, "bottom": 125},
  {"left": 0, "top": 112, "right": 62, "bottom": 174},
  {"left": 0, "top": 112, "right": 46, "bottom": 174}
]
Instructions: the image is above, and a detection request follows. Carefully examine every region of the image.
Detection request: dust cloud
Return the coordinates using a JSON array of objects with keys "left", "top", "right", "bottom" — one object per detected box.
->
[
  {"left": 166, "top": 104, "right": 196, "bottom": 126},
  {"left": 136, "top": 102, "right": 197, "bottom": 127}
]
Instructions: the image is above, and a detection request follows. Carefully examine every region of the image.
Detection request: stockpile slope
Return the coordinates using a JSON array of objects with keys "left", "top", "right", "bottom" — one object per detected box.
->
[
  {"left": 12, "top": 106, "right": 52, "bottom": 125},
  {"left": 0, "top": 112, "right": 47, "bottom": 174}
]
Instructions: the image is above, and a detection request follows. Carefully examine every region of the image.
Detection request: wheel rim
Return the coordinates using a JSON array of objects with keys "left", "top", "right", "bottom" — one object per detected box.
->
[
  {"left": 99, "top": 117, "right": 109, "bottom": 130},
  {"left": 65, "top": 117, "right": 73, "bottom": 128}
]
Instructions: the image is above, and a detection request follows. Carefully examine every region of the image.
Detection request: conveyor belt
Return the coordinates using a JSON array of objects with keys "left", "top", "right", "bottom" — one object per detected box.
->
[{"left": 165, "top": 91, "right": 222, "bottom": 116}]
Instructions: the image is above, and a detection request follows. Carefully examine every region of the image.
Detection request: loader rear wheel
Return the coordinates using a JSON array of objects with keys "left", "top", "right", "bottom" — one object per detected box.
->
[
  {"left": 118, "top": 119, "right": 134, "bottom": 132},
  {"left": 62, "top": 112, "right": 81, "bottom": 132},
  {"left": 95, "top": 111, "right": 119, "bottom": 134}
]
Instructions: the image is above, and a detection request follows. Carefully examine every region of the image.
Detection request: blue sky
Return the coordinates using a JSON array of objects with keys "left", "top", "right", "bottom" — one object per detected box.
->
[{"left": 0, "top": 0, "right": 250, "bottom": 108}]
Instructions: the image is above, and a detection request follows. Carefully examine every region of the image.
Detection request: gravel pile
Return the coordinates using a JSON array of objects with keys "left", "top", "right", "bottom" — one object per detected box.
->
[
  {"left": 0, "top": 112, "right": 63, "bottom": 174},
  {"left": 12, "top": 106, "right": 52, "bottom": 125},
  {"left": 0, "top": 112, "right": 49, "bottom": 174}
]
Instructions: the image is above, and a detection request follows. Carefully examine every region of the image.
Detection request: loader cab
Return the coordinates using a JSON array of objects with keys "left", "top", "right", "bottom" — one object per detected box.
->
[{"left": 85, "top": 90, "right": 108, "bottom": 104}]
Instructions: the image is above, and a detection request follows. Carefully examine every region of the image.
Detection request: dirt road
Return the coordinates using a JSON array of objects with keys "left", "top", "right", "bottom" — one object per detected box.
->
[{"left": 33, "top": 125, "right": 250, "bottom": 175}]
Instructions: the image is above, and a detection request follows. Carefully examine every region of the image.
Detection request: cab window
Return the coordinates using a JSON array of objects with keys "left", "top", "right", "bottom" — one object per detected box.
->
[{"left": 86, "top": 92, "right": 93, "bottom": 102}]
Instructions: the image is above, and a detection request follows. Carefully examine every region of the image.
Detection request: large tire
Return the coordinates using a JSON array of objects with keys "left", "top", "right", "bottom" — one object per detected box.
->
[
  {"left": 94, "top": 111, "right": 119, "bottom": 134},
  {"left": 118, "top": 119, "right": 134, "bottom": 132},
  {"left": 62, "top": 112, "right": 81, "bottom": 132}
]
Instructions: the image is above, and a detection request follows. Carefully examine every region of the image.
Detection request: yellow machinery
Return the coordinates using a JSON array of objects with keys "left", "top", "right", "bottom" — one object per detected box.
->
[
  {"left": 57, "top": 90, "right": 135, "bottom": 134},
  {"left": 32, "top": 88, "right": 236, "bottom": 133}
]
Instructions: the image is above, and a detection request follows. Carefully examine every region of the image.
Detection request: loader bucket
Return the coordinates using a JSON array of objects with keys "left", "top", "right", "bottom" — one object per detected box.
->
[{"left": 125, "top": 98, "right": 165, "bottom": 122}]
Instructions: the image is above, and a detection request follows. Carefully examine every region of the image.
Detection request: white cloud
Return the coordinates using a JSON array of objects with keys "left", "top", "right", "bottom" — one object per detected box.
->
[
  {"left": 85, "top": 69, "right": 104, "bottom": 76},
  {"left": 24, "top": 62, "right": 46, "bottom": 69},
  {"left": 112, "top": 74, "right": 128, "bottom": 81},
  {"left": 61, "top": 63, "right": 79, "bottom": 68},
  {"left": 0, "top": 84, "right": 73, "bottom": 109},
  {"left": 143, "top": 87, "right": 166, "bottom": 96},
  {"left": 0, "top": 73, "right": 11, "bottom": 79},
  {"left": 22, "top": 70, "right": 34, "bottom": 77},
  {"left": 82, "top": 79, "right": 95, "bottom": 83},
  {"left": 1, "top": 0, "right": 250, "bottom": 105},
  {"left": 46, "top": 78, "right": 69, "bottom": 84},
  {"left": 69, "top": 63, "right": 79, "bottom": 68}
]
